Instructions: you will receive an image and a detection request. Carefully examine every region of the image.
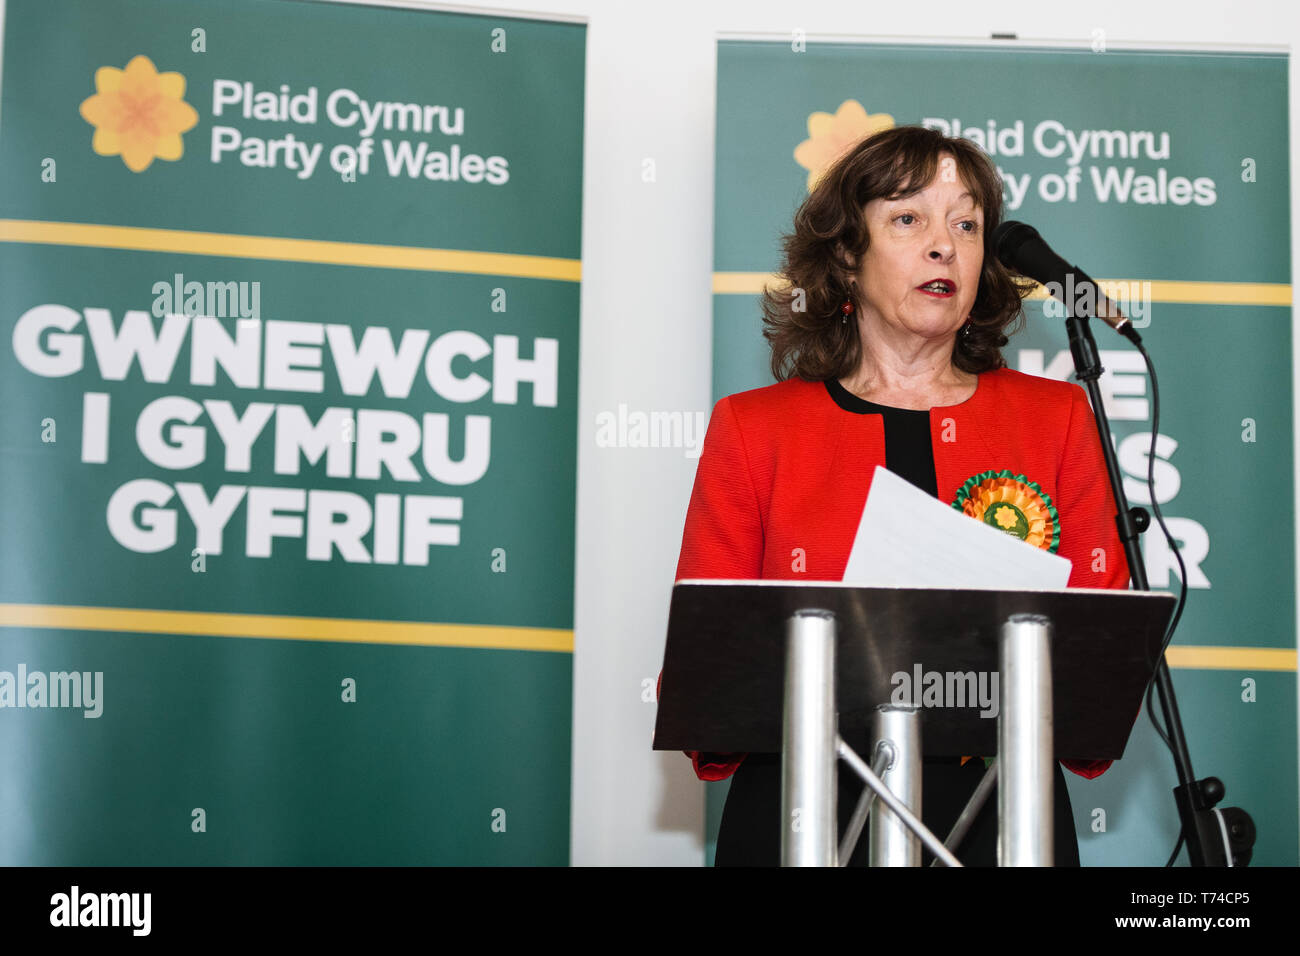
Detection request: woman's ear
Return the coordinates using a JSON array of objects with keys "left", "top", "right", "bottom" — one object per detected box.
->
[{"left": 834, "top": 240, "right": 856, "bottom": 271}]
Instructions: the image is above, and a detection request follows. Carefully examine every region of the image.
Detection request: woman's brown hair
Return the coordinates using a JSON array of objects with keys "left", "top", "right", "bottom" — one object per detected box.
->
[{"left": 761, "top": 124, "right": 1033, "bottom": 382}]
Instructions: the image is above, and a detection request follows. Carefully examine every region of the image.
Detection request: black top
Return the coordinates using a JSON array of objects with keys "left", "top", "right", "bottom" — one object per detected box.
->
[{"left": 824, "top": 378, "right": 938, "bottom": 498}]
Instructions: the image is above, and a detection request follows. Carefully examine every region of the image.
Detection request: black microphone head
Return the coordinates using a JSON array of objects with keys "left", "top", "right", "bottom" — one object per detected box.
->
[
  {"left": 992, "top": 220, "right": 1038, "bottom": 263},
  {"left": 992, "top": 220, "right": 1063, "bottom": 285}
]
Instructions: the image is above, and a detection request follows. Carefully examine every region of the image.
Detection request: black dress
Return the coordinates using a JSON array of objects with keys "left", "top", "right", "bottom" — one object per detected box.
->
[{"left": 712, "top": 379, "right": 1081, "bottom": 867}]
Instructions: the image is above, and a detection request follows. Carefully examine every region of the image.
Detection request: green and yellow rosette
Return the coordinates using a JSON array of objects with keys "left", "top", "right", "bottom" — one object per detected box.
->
[{"left": 951, "top": 469, "right": 1060, "bottom": 554}]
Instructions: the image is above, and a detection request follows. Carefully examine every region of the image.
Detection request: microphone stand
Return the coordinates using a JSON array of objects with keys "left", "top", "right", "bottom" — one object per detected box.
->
[{"left": 1063, "top": 295, "right": 1255, "bottom": 866}]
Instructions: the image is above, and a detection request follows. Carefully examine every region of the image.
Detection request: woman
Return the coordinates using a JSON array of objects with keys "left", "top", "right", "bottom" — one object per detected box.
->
[{"left": 672, "top": 125, "right": 1130, "bottom": 866}]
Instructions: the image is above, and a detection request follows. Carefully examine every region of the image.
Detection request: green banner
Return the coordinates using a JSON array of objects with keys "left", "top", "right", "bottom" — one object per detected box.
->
[
  {"left": 0, "top": 0, "right": 584, "bottom": 864},
  {"left": 712, "top": 40, "right": 1294, "bottom": 865}
]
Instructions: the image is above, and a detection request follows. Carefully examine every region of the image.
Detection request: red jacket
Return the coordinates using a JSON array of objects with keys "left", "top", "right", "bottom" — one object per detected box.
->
[{"left": 670, "top": 368, "right": 1131, "bottom": 781}]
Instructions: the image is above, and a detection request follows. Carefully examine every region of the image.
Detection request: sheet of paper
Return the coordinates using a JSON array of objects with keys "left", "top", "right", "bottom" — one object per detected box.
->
[{"left": 841, "top": 466, "right": 1072, "bottom": 589}]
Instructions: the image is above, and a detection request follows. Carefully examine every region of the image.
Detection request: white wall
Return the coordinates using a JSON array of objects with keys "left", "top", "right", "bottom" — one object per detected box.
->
[{"left": 361, "top": 0, "right": 1300, "bottom": 865}]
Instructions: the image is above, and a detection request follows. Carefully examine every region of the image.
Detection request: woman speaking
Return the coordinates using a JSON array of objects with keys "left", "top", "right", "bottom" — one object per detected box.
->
[{"left": 672, "top": 125, "right": 1130, "bottom": 866}]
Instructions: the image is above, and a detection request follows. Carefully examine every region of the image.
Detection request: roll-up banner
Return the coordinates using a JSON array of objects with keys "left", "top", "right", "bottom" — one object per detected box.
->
[
  {"left": 712, "top": 38, "right": 1294, "bottom": 865},
  {"left": 0, "top": 0, "right": 585, "bottom": 864}
]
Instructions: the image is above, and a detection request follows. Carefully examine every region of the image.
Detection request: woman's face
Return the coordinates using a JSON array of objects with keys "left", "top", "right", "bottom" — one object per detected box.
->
[{"left": 853, "top": 155, "right": 984, "bottom": 348}]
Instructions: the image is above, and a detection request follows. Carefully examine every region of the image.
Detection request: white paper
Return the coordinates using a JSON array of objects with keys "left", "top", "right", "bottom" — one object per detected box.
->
[{"left": 841, "top": 466, "right": 1072, "bottom": 589}]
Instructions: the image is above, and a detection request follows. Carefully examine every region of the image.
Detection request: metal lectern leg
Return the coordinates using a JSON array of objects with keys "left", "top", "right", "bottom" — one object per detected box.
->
[
  {"left": 869, "top": 707, "right": 922, "bottom": 866},
  {"left": 781, "top": 609, "right": 836, "bottom": 867},
  {"left": 998, "top": 614, "right": 1054, "bottom": 867}
]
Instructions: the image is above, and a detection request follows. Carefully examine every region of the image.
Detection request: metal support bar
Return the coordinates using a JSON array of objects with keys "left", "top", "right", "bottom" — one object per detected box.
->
[
  {"left": 837, "top": 737, "right": 962, "bottom": 868},
  {"left": 837, "top": 742, "right": 893, "bottom": 865},
  {"left": 870, "top": 707, "right": 922, "bottom": 867},
  {"left": 781, "top": 609, "right": 837, "bottom": 866},
  {"left": 999, "top": 614, "right": 1054, "bottom": 867},
  {"left": 932, "top": 759, "right": 999, "bottom": 866}
]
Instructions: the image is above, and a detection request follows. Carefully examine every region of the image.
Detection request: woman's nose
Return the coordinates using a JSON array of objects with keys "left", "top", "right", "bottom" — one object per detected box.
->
[{"left": 927, "top": 232, "right": 955, "bottom": 260}]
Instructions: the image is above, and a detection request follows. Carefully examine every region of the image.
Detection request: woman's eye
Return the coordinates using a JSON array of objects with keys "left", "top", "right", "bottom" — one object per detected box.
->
[
  {"left": 896, "top": 213, "right": 916, "bottom": 225},
  {"left": 958, "top": 220, "right": 978, "bottom": 233}
]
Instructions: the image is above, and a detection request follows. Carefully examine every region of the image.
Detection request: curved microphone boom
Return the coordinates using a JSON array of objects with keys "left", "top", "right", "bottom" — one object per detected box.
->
[{"left": 992, "top": 220, "right": 1141, "bottom": 345}]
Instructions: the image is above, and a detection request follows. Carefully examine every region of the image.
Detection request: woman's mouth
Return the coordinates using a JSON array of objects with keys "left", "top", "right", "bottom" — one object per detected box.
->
[{"left": 916, "top": 279, "right": 956, "bottom": 298}]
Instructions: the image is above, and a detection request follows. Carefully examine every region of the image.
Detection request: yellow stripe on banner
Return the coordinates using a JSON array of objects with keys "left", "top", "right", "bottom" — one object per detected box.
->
[
  {"left": 0, "top": 605, "right": 1289, "bottom": 666},
  {"left": 0, "top": 219, "right": 581, "bottom": 282},
  {"left": 712, "top": 272, "right": 1291, "bottom": 306},
  {"left": 1022, "top": 281, "right": 1293, "bottom": 307},
  {"left": 1165, "top": 645, "right": 1296, "bottom": 672},
  {"left": 0, "top": 604, "right": 572, "bottom": 653}
]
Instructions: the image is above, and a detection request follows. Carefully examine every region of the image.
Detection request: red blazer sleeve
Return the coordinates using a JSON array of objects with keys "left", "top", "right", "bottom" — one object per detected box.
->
[
  {"left": 670, "top": 396, "right": 764, "bottom": 781},
  {"left": 1056, "top": 383, "right": 1131, "bottom": 779},
  {"left": 675, "top": 396, "right": 764, "bottom": 581}
]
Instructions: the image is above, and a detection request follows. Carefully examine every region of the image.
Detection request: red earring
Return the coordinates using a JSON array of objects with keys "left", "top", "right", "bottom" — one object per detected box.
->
[{"left": 840, "top": 299, "right": 854, "bottom": 323}]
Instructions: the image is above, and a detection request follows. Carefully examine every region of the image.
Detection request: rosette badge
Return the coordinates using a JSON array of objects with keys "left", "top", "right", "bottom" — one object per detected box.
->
[{"left": 952, "top": 470, "right": 1060, "bottom": 553}]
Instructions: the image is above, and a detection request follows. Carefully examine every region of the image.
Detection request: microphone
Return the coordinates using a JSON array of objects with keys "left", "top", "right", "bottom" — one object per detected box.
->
[{"left": 992, "top": 220, "right": 1140, "bottom": 344}]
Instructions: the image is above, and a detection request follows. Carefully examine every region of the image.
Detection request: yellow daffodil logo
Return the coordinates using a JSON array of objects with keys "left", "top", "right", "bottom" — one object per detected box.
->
[
  {"left": 793, "top": 99, "right": 895, "bottom": 192},
  {"left": 79, "top": 55, "right": 198, "bottom": 172},
  {"left": 952, "top": 470, "right": 1061, "bottom": 553}
]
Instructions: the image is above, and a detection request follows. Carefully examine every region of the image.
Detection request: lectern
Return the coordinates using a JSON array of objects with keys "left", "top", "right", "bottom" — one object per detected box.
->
[{"left": 654, "top": 581, "right": 1177, "bottom": 866}]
